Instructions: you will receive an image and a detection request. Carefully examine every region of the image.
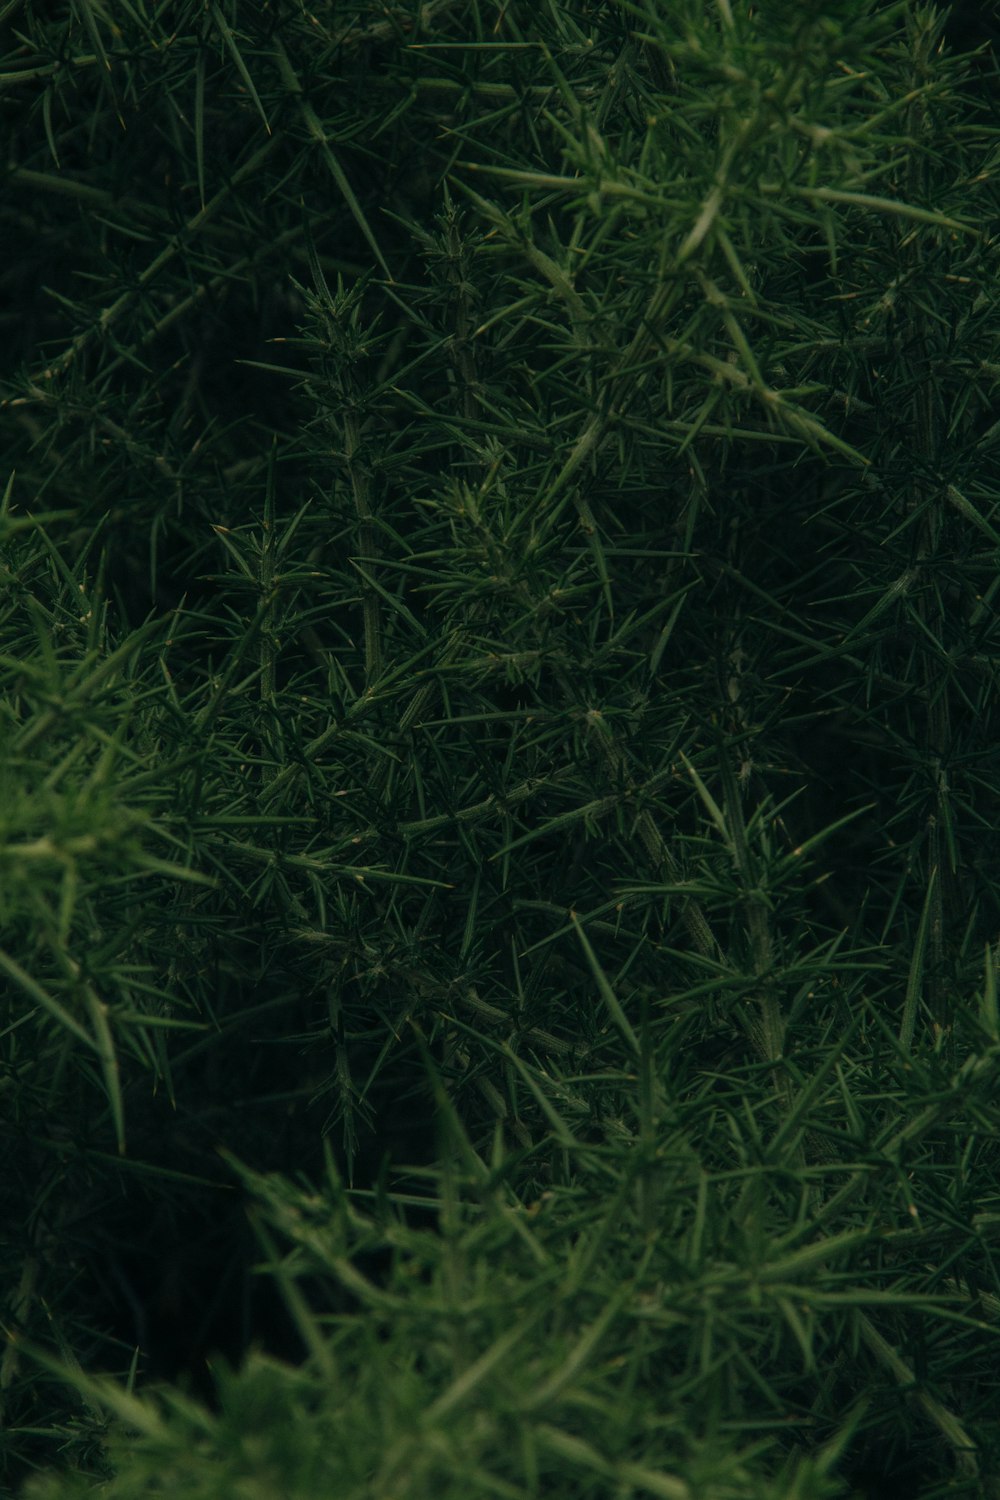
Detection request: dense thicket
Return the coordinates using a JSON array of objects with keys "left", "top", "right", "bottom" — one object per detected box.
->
[{"left": 2, "top": 2, "right": 1000, "bottom": 1496}]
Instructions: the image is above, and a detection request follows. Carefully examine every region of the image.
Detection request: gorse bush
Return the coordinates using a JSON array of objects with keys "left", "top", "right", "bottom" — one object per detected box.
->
[{"left": 3, "top": 0, "right": 1000, "bottom": 1495}]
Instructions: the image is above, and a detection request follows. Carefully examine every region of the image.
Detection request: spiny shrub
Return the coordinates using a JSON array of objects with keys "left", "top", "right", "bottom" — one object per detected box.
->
[{"left": 3, "top": 1, "right": 1000, "bottom": 1495}]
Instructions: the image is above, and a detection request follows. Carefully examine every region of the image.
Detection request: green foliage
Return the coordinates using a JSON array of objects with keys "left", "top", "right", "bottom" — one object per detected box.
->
[{"left": 3, "top": 0, "right": 1000, "bottom": 1495}]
